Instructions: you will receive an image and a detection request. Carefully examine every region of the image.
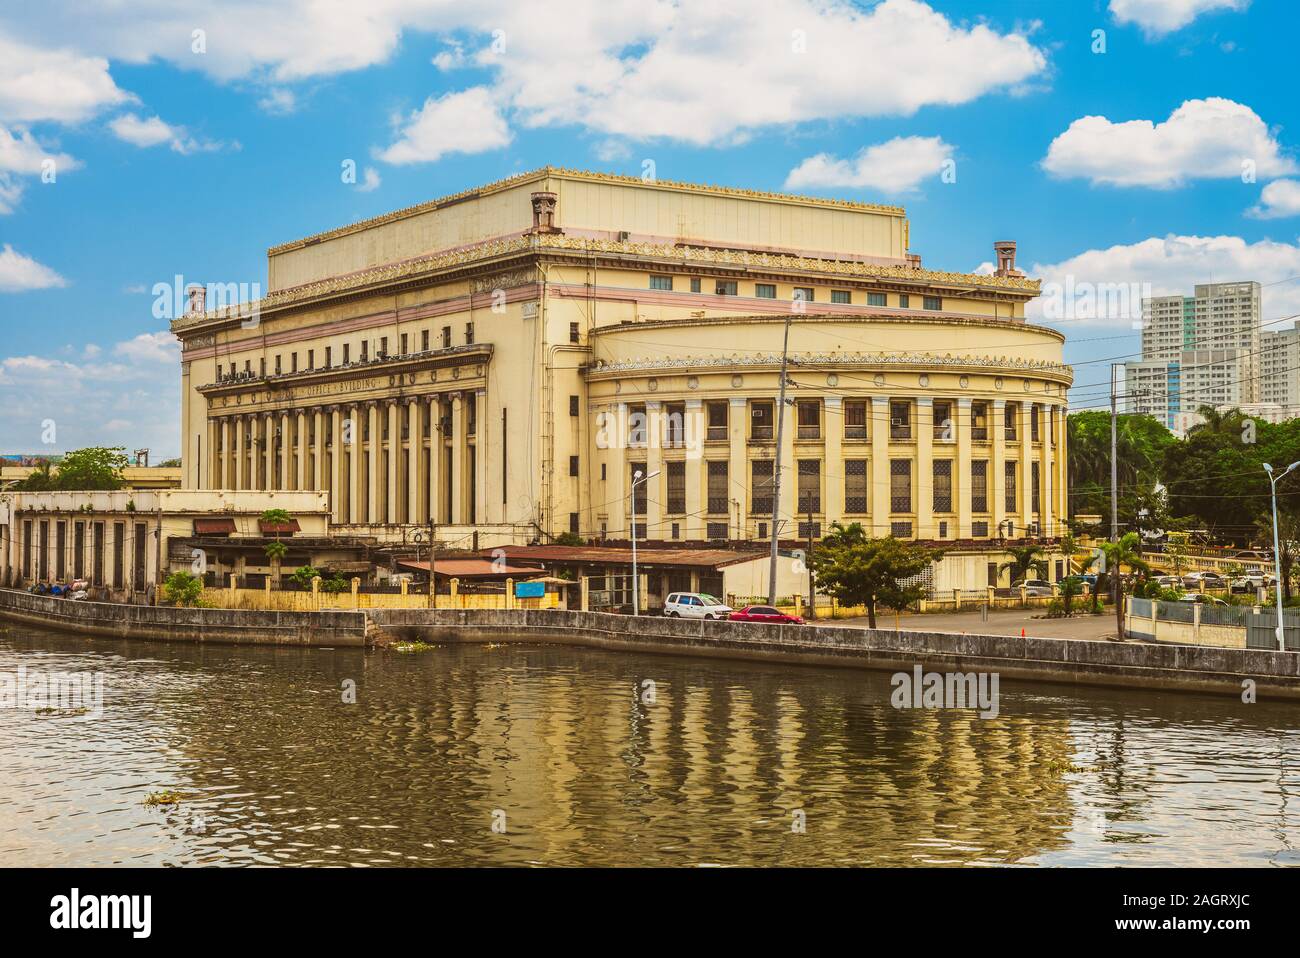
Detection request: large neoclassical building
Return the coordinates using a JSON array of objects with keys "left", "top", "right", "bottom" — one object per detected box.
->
[{"left": 170, "top": 167, "right": 1069, "bottom": 548}]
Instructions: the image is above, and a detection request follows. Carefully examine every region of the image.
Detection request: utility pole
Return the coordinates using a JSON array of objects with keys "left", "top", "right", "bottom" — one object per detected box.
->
[
  {"left": 805, "top": 508, "right": 816, "bottom": 620},
  {"left": 1110, "top": 363, "right": 1120, "bottom": 617},
  {"left": 767, "top": 311, "right": 794, "bottom": 606}
]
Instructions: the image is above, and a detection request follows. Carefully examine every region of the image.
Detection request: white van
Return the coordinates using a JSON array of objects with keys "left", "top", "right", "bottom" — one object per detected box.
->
[{"left": 663, "top": 592, "right": 733, "bottom": 620}]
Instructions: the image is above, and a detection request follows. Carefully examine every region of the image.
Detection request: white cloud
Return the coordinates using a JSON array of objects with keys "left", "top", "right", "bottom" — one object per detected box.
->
[
  {"left": 1, "top": 1, "right": 1046, "bottom": 146},
  {"left": 109, "top": 113, "right": 224, "bottom": 155},
  {"left": 356, "top": 166, "right": 381, "bottom": 192},
  {"left": 1024, "top": 234, "right": 1300, "bottom": 328},
  {"left": 0, "top": 30, "right": 130, "bottom": 123},
  {"left": 0, "top": 124, "right": 79, "bottom": 213},
  {"left": 0, "top": 243, "right": 66, "bottom": 292},
  {"left": 1043, "top": 97, "right": 1295, "bottom": 189},
  {"left": 0, "top": 173, "right": 20, "bottom": 214},
  {"left": 1247, "top": 179, "right": 1300, "bottom": 220},
  {"left": 1109, "top": 0, "right": 1249, "bottom": 37},
  {"left": 257, "top": 88, "right": 296, "bottom": 115},
  {"left": 784, "top": 136, "right": 954, "bottom": 193},
  {"left": 377, "top": 87, "right": 512, "bottom": 165},
  {"left": 112, "top": 330, "right": 181, "bottom": 365}
]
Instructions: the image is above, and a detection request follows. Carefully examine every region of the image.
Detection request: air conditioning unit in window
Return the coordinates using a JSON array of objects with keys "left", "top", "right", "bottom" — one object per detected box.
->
[{"left": 617, "top": 231, "right": 631, "bottom": 242}]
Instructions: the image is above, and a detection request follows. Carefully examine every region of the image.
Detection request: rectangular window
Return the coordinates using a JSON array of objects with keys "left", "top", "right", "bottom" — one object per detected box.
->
[
  {"left": 627, "top": 404, "right": 647, "bottom": 447},
  {"left": 379, "top": 336, "right": 388, "bottom": 357},
  {"left": 442, "top": 326, "right": 452, "bottom": 348},
  {"left": 259, "top": 358, "right": 266, "bottom": 377},
  {"left": 112, "top": 522, "right": 124, "bottom": 589},
  {"left": 844, "top": 459, "right": 868, "bottom": 513},
  {"left": 933, "top": 460, "right": 953, "bottom": 513},
  {"left": 890, "top": 459, "right": 912, "bottom": 512},
  {"left": 569, "top": 395, "right": 580, "bottom": 417},
  {"left": 649, "top": 274, "right": 674, "bottom": 291},
  {"left": 1005, "top": 402, "right": 1018, "bottom": 440},
  {"left": 971, "top": 460, "right": 988, "bottom": 513},
  {"left": 666, "top": 461, "right": 686, "bottom": 514},
  {"left": 891, "top": 521, "right": 913, "bottom": 538},
  {"left": 466, "top": 393, "right": 477, "bottom": 437},
  {"left": 133, "top": 522, "right": 146, "bottom": 592},
  {"left": 664, "top": 403, "right": 686, "bottom": 448},
  {"left": 400, "top": 333, "right": 408, "bottom": 355},
  {"left": 715, "top": 280, "right": 738, "bottom": 296},
  {"left": 690, "top": 277, "right": 702, "bottom": 293},
  {"left": 291, "top": 352, "right": 298, "bottom": 372},
  {"left": 867, "top": 292, "right": 886, "bottom": 307},
  {"left": 570, "top": 513, "right": 580, "bottom": 534},
  {"left": 706, "top": 401, "right": 728, "bottom": 440},
  {"left": 324, "top": 346, "right": 331, "bottom": 367},
  {"left": 1031, "top": 405, "right": 1040, "bottom": 441},
  {"left": 570, "top": 322, "right": 580, "bottom": 343},
  {"left": 796, "top": 400, "right": 820, "bottom": 439},
  {"left": 798, "top": 521, "right": 821, "bottom": 540},
  {"left": 890, "top": 400, "right": 912, "bottom": 440},
  {"left": 465, "top": 323, "right": 474, "bottom": 345},
  {"left": 938, "top": 521, "right": 948, "bottom": 539},
  {"left": 797, "top": 459, "right": 820, "bottom": 513},
  {"left": 923, "top": 295, "right": 942, "bottom": 310},
  {"left": 421, "top": 329, "right": 430, "bottom": 352},
  {"left": 844, "top": 400, "right": 867, "bottom": 439},
  {"left": 707, "top": 522, "right": 729, "bottom": 540},
  {"left": 55, "top": 520, "right": 66, "bottom": 579},
  {"left": 707, "top": 461, "right": 728, "bottom": 514},
  {"left": 972, "top": 521, "right": 989, "bottom": 538},
  {"left": 569, "top": 455, "right": 579, "bottom": 477},
  {"left": 831, "top": 289, "right": 851, "bottom": 305},
  {"left": 751, "top": 460, "right": 774, "bottom": 515},
  {"left": 1032, "top": 462, "right": 1041, "bottom": 513},
  {"left": 630, "top": 461, "right": 648, "bottom": 515},
  {"left": 755, "top": 283, "right": 776, "bottom": 299},
  {"left": 21, "top": 519, "right": 32, "bottom": 580},
  {"left": 92, "top": 521, "right": 104, "bottom": 585},
  {"left": 933, "top": 400, "right": 953, "bottom": 441},
  {"left": 751, "top": 401, "right": 774, "bottom": 440},
  {"left": 342, "top": 344, "right": 349, "bottom": 364},
  {"left": 971, "top": 400, "right": 989, "bottom": 441},
  {"left": 793, "top": 287, "right": 814, "bottom": 304},
  {"left": 360, "top": 340, "right": 368, "bottom": 362},
  {"left": 1005, "top": 461, "right": 1018, "bottom": 512},
  {"left": 73, "top": 521, "right": 85, "bottom": 579},
  {"left": 899, "top": 294, "right": 910, "bottom": 308}
]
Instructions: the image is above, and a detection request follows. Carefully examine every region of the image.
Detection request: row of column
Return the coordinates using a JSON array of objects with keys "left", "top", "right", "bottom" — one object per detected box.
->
[
  {"left": 204, "top": 390, "right": 487, "bottom": 526},
  {"left": 603, "top": 396, "right": 1067, "bottom": 540}
]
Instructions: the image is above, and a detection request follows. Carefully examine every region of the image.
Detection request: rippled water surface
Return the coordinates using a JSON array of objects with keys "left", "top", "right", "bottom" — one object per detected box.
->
[{"left": 1, "top": 623, "right": 1298, "bottom": 867}]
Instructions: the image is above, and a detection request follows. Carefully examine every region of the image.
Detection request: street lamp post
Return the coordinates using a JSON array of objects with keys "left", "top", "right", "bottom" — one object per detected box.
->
[
  {"left": 630, "top": 468, "right": 660, "bottom": 615},
  {"left": 1264, "top": 460, "right": 1300, "bottom": 651}
]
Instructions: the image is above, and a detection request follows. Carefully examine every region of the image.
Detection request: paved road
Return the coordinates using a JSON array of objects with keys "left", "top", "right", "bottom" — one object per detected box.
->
[{"left": 821, "top": 607, "right": 1119, "bottom": 641}]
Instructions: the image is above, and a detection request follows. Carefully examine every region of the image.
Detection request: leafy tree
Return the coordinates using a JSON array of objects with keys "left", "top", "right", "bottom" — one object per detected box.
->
[
  {"left": 259, "top": 509, "right": 294, "bottom": 584},
  {"left": 999, "top": 545, "right": 1048, "bottom": 584},
  {"left": 1093, "top": 532, "right": 1150, "bottom": 641},
  {"left": 10, "top": 459, "right": 56, "bottom": 490},
  {"left": 810, "top": 523, "right": 943, "bottom": 629},
  {"left": 552, "top": 531, "right": 584, "bottom": 546},
  {"left": 162, "top": 571, "right": 204, "bottom": 607},
  {"left": 1254, "top": 510, "right": 1300, "bottom": 602},
  {"left": 290, "top": 565, "right": 322, "bottom": 590},
  {"left": 50, "top": 447, "right": 129, "bottom": 490},
  {"left": 156, "top": 457, "right": 182, "bottom": 468},
  {"left": 1059, "top": 575, "right": 1084, "bottom": 617}
]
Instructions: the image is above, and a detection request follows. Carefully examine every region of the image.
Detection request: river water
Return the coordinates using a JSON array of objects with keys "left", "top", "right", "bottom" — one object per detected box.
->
[{"left": 1, "top": 623, "right": 1297, "bottom": 867}]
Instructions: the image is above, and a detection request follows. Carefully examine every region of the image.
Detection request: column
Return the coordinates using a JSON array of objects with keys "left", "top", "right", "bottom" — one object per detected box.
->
[
  {"left": 1056, "top": 401, "right": 1069, "bottom": 532},
  {"left": 221, "top": 418, "right": 233, "bottom": 488},
  {"left": 1020, "top": 401, "right": 1034, "bottom": 533},
  {"left": 991, "top": 399, "right": 1007, "bottom": 538},
  {"left": 684, "top": 398, "right": 704, "bottom": 538},
  {"left": 386, "top": 401, "right": 400, "bottom": 524},
  {"left": 362, "top": 403, "right": 377, "bottom": 523},
  {"left": 645, "top": 400, "right": 663, "bottom": 540},
  {"left": 332, "top": 407, "right": 346, "bottom": 523},
  {"left": 474, "top": 388, "right": 489, "bottom": 526},
  {"left": 263, "top": 413, "right": 274, "bottom": 489},
  {"left": 957, "top": 397, "right": 973, "bottom": 539},
  {"left": 870, "top": 396, "right": 889, "bottom": 536},
  {"left": 450, "top": 393, "right": 465, "bottom": 524},
  {"left": 296, "top": 410, "right": 308, "bottom": 490},
  {"left": 777, "top": 395, "right": 795, "bottom": 536},
  {"left": 728, "top": 398, "right": 747, "bottom": 537},
  {"left": 1041, "top": 404, "right": 1055, "bottom": 538},
  {"left": 235, "top": 415, "right": 246, "bottom": 491},
  {"left": 915, "top": 397, "right": 934, "bottom": 539},
  {"left": 349, "top": 404, "right": 363, "bottom": 524},
  {"left": 428, "top": 395, "right": 441, "bottom": 524},
  {"left": 280, "top": 411, "right": 292, "bottom": 490},
  {"left": 313, "top": 409, "right": 325, "bottom": 493},
  {"left": 205, "top": 419, "right": 218, "bottom": 489},
  {"left": 408, "top": 398, "right": 420, "bottom": 524}
]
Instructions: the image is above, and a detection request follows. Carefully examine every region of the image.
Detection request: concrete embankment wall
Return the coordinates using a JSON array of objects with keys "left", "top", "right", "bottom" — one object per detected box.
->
[
  {"left": 369, "top": 608, "right": 1300, "bottom": 699},
  {"left": 0, "top": 589, "right": 367, "bottom": 646}
]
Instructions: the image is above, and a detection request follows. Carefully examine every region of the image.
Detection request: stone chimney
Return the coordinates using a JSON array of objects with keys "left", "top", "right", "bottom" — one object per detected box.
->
[
  {"left": 530, "top": 191, "right": 560, "bottom": 233},
  {"left": 185, "top": 283, "right": 207, "bottom": 315},
  {"left": 993, "top": 241, "right": 1022, "bottom": 278}
]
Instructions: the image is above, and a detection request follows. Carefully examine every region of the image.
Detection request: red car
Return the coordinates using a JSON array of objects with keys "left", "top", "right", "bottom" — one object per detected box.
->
[{"left": 728, "top": 605, "right": 804, "bottom": 624}]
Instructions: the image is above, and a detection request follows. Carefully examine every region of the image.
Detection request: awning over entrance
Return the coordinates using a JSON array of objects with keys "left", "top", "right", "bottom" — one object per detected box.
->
[{"left": 193, "top": 517, "right": 237, "bottom": 535}]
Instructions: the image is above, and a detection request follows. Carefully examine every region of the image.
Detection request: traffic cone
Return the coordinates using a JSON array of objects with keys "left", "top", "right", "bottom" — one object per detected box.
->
[{"left": 1020, "top": 628, "right": 1026, "bottom": 638}]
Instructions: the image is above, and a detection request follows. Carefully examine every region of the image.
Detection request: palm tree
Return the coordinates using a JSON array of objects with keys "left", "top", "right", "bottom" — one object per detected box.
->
[
  {"left": 999, "top": 545, "right": 1048, "bottom": 585},
  {"left": 1094, "top": 532, "right": 1150, "bottom": 640}
]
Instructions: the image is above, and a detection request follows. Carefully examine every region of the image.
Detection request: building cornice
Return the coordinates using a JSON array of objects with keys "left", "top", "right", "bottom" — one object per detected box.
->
[{"left": 589, "top": 312, "right": 1066, "bottom": 343}]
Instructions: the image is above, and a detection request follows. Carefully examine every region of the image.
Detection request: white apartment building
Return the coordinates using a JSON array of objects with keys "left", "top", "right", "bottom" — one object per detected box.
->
[
  {"left": 1260, "top": 325, "right": 1300, "bottom": 411},
  {"left": 1125, "top": 281, "right": 1263, "bottom": 435}
]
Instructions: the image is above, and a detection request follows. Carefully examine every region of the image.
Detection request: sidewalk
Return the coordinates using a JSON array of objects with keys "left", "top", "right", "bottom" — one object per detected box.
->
[{"left": 819, "top": 606, "right": 1119, "bottom": 641}]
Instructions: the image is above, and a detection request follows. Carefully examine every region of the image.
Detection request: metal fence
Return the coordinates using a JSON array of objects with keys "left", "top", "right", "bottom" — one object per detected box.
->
[{"left": 1130, "top": 596, "right": 1300, "bottom": 651}]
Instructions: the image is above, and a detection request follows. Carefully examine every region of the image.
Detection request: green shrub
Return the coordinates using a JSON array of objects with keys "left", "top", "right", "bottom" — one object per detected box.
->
[{"left": 162, "top": 571, "right": 203, "bottom": 607}]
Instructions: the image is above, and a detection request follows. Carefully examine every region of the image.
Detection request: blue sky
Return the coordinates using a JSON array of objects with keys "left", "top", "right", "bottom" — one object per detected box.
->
[{"left": 0, "top": 0, "right": 1295, "bottom": 457}]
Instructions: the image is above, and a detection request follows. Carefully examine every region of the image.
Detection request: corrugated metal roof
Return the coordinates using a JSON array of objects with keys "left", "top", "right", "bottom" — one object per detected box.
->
[
  {"left": 399, "top": 558, "right": 546, "bottom": 578},
  {"left": 479, "top": 545, "right": 765, "bottom": 569}
]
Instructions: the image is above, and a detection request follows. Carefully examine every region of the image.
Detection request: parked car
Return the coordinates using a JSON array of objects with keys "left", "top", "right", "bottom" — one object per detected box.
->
[
  {"left": 728, "top": 605, "right": 804, "bottom": 625},
  {"left": 663, "top": 592, "right": 733, "bottom": 620},
  {"left": 1231, "top": 549, "right": 1273, "bottom": 562},
  {"left": 1177, "top": 593, "right": 1229, "bottom": 606},
  {"left": 1181, "top": 571, "right": 1227, "bottom": 590},
  {"left": 1154, "top": 575, "right": 1182, "bottom": 589},
  {"left": 1013, "top": 578, "right": 1054, "bottom": 597}
]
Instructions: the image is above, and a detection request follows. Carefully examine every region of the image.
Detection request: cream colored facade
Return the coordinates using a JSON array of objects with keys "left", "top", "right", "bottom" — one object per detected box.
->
[{"left": 170, "top": 167, "right": 1069, "bottom": 547}]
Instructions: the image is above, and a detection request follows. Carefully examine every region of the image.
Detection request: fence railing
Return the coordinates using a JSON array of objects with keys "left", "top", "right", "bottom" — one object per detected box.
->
[{"left": 1127, "top": 596, "right": 1300, "bottom": 651}]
